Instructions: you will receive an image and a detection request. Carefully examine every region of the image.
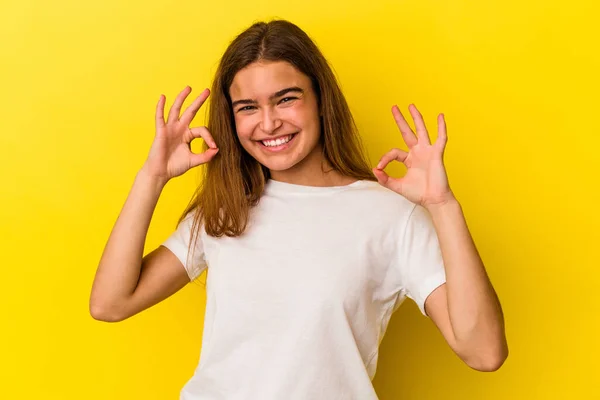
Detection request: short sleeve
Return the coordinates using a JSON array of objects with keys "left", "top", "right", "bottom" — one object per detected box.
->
[
  {"left": 161, "top": 212, "right": 207, "bottom": 281},
  {"left": 398, "top": 204, "right": 447, "bottom": 317}
]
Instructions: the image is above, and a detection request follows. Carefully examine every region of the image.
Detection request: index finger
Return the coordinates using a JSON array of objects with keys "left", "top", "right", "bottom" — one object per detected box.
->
[{"left": 190, "top": 126, "right": 217, "bottom": 149}]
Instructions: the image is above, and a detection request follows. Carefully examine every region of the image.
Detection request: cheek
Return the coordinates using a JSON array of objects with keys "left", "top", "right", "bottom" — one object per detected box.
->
[
  {"left": 234, "top": 116, "right": 256, "bottom": 142},
  {"left": 295, "top": 99, "right": 319, "bottom": 125},
  {"left": 292, "top": 109, "right": 319, "bottom": 138},
  {"left": 283, "top": 106, "right": 310, "bottom": 130}
]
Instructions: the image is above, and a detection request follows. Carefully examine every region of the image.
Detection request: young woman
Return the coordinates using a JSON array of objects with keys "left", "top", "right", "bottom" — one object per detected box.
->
[{"left": 90, "top": 19, "right": 508, "bottom": 400}]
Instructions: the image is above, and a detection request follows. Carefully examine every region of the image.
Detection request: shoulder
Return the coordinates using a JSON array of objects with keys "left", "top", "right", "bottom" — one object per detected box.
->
[
  {"left": 335, "top": 180, "right": 418, "bottom": 232},
  {"left": 170, "top": 207, "right": 208, "bottom": 242},
  {"left": 347, "top": 180, "right": 417, "bottom": 213}
]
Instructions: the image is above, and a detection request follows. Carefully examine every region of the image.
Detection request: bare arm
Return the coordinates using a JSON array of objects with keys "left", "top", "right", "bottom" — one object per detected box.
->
[
  {"left": 424, "top": 199, "right": 508, "bottom": 372},
  {"left": 374, "top": 104, "right": 507, "bottom": 371},
  {"left": 89, "top": 86, "right": 218, "bottom": 322},
  {"left": 89, "top": 168, "right": 190, "bottom": 322}
]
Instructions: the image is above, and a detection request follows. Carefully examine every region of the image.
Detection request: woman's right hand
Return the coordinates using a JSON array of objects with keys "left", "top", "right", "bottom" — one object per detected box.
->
[{"left": 142, "top": 86, "right": 219, "bottom": 184}]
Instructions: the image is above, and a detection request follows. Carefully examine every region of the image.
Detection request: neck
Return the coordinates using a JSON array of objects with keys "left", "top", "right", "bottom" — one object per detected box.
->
[{"left": 269, "top": 143, "right": 356, "bottom": 187}]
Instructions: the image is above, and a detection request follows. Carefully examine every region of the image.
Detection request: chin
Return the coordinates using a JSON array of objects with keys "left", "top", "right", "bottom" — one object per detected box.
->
[{"left": 256, "top": 157, "right": 300, "bottom": 172}]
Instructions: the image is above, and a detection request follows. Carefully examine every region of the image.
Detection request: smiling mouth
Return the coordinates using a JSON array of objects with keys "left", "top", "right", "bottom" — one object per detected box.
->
[{"left": 258, "top": 133, "right": 298, "bottom": 150}]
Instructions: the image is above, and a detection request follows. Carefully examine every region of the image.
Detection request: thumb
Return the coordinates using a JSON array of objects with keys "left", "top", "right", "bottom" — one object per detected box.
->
[
  {"left": 190, "top": 148, "right": 219, "bottom": 168},
  {"left": 373, "top": 168, "right": 390, "bottom": 186},
  {"left": 374, "top": 168, "right": 406, "bottom": 195}
]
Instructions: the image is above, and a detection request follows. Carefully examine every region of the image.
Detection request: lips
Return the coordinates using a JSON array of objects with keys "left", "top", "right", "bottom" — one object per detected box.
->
[
  {"left": 261, "top": 134, "right": 294, "bottom": 147},
  {"left": 256, "top": 133, "right": 298, "bottom": 152}
]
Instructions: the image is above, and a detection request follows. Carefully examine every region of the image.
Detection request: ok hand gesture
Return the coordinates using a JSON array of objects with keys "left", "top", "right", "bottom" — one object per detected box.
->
[
  {"left": 373, "top": 104, "right": 455, "bottom": 209},
  {"left": 143, "top": 86, "right": 219, "bottom": 184}
]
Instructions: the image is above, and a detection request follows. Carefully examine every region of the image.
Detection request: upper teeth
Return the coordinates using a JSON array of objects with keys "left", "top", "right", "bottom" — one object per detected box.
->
[{"left": 262, "top": 135, "right": 292, "bottom": 147}]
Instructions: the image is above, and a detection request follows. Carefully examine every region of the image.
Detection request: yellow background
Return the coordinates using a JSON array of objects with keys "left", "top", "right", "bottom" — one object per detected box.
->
[{"left": 1, "top": 0, "right": 598, "bottom": 398}]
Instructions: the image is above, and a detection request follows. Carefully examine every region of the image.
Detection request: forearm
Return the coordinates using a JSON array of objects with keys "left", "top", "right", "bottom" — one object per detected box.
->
[
  {"left": 90, "top": 166, "right": 167, "bottom": 316},
  {"left": 427, "top": 198, "right": 507, "bottom": 362}
]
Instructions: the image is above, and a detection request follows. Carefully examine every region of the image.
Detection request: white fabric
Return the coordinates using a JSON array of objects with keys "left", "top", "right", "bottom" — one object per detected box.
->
[{"left": 161, "top": 179, "right": 447, "bottom": 400}]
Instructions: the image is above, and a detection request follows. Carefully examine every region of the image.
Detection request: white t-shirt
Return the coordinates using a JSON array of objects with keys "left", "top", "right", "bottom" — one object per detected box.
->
[{"left": 162, "top": 179, "right": 447, "bottom": 400}]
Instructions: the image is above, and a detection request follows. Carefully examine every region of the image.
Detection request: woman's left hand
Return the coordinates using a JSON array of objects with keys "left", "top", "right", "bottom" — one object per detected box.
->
[{"left": 373, "top": 104, "right": 455, "bottom": 209}]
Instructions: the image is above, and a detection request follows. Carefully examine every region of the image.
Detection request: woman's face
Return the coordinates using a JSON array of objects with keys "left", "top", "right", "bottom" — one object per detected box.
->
[{"left": 229, "top": 61, "right": 322, "bottom": 176}]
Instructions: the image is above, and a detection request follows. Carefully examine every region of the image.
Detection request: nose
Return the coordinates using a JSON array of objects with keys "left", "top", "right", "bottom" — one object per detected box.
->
[{"left": 259, "top": 107, "right": 282, "bottom": 135}]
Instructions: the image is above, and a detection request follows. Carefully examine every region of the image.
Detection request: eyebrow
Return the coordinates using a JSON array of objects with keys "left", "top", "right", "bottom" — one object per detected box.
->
[{"left": 231, "top": 86, "right": 304, "bottom": 109}]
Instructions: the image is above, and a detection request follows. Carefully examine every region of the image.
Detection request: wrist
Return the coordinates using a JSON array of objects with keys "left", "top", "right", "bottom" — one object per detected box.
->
[
  {"left": 137, "top": 164, "right": 169, "bottom": 190},
  {"left": 424, "top": 194, "right": 461, "bottom": 217}
]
